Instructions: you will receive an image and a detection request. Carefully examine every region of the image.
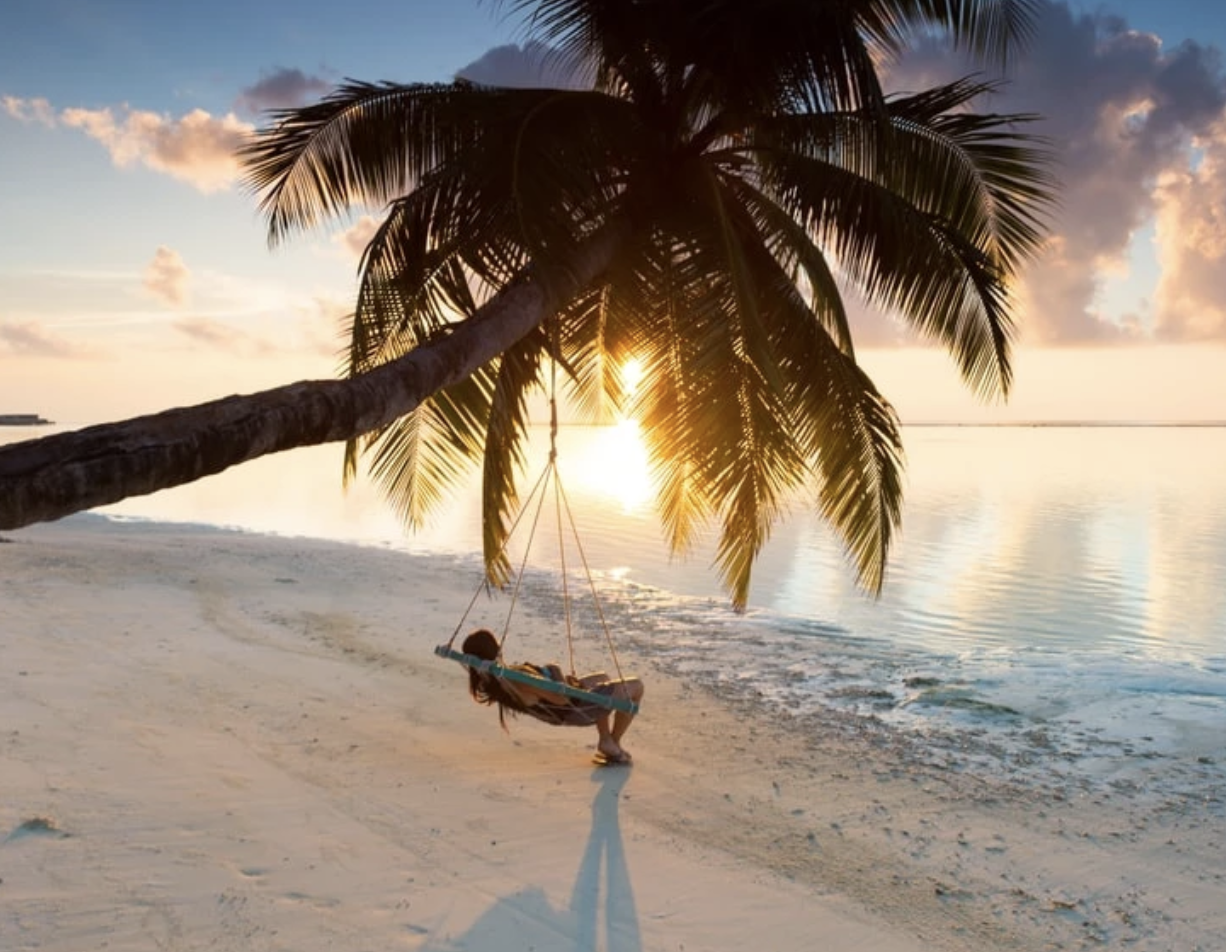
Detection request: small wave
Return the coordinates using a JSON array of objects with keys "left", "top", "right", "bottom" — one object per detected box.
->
[{"left": 900, "top": 686, "right": 1024, "bottom": 720}]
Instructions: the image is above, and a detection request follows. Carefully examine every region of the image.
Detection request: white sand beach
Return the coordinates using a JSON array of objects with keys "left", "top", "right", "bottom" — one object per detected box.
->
[{"left": 3, "top": 519, "right": 1223, "bottom": 951}]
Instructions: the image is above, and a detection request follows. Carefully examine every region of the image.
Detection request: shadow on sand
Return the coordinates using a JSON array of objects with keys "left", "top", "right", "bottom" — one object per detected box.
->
[{"left": 421, "top": 766, "right": 641, "bottom": 951}]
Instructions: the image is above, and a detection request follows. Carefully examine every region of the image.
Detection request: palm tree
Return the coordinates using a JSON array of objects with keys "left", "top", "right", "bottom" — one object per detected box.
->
[{"left": 0, "top": 0, "right": 1054, "bottom": 609}]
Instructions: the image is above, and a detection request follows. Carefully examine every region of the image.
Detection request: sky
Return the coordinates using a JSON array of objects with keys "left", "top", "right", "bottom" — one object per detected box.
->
[{"left": 2, "top": 0, "right": 1226, "bottom": 427}]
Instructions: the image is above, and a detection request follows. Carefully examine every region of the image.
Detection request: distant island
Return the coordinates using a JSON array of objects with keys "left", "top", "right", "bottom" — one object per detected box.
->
[{"left": 0, "top": 414, "right": 53, "bottom": 426}]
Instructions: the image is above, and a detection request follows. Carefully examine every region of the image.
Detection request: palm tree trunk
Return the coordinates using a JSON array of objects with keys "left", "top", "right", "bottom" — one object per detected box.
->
[{"left": 0, "top": 228, "right": 624, "bottom": 531}]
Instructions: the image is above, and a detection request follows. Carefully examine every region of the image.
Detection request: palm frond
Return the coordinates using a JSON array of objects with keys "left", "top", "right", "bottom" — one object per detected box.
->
[
  {"left": 481, "top": 330, "right": 550, "bottom": 585},
  {"left": 358, "top": 369, "right": 493, "bottom": 529},
  {"left": 502, "top": 0, "right": 890, "bottom": 114},
  {"left": 629, "top": 240, "right": 715, "bottom": 559},
  {"left": 766, "top": 287, "right": 906, "bottom": 594},
  {"left": 553, "top": 287, "right": 627, "bottom": 424},
  {"left": 584, "top": 230, "right": 716, "bottom": 558},
  {"left": 757, "top": 81, "right": 1055, "bottom": 269},
  {"left": 716, "top": 168, "right": 855, "bottom": 356},
  {"left": 885, "top": 78, "right": 1057, "bottom": 267},
  {"left": 339, "top": 84, "right": 641, "bottom": 377},
  {"left": 347, "top": 189, "right": 484, "bottom": 378},
  {"left": 615, "top": 182, "right": 812, "bottom": 607},
  {"left": 754, "top": 99, "right": 1055, "bottom": 397},
  {"left": 242, "top": 80, "right": 635, "bottom": 250},
  {"left": 699, "top": 167, "right": 904, "bottom": 598},
  {"left": 242, "top": 81, "right": 496, "bottom": 245},
  {"left": 863, "top": 0, "right": 1042, "bottom": 66},
  {"left": 809, "top": 357, "right": 904, "bottom": 596}
]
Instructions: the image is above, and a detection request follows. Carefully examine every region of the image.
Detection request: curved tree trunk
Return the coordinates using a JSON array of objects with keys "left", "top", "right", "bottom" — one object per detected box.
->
[{"left": 0, "top": 229, "right": 624, "bottom": 531}]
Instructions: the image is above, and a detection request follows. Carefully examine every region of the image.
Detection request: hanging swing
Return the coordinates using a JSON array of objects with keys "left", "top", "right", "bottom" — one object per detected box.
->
[{"left": 434, "top": 331, "right": 639, "bottom": 724}]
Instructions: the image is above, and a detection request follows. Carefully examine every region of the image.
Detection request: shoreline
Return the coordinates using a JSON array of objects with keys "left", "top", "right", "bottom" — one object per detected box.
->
[{"left": 3, "top": 519, "right": 1223, "bottom": 950}]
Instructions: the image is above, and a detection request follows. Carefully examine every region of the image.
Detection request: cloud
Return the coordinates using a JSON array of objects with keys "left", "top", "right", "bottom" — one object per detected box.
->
[
  {"left": 0, "top": 319, "right": 97, "bottom": 358},
  {"left": 300, "top": 295, "right": 351, "bottom": 358},
  {"left": 143, "top": 246, "right": 191, "bottom": 307},
  {"left": 885, "top": 1, "right": 1226, "bottom": 345},
  {"left": 1152, "top": 120, "right": 1226, "bottom": 339},
  {"left": 60, "top": 105, "right": 251, "bottom": 192},
  {"left": 172, "top": 316, "right": 277, "bottom": 357},
  {"left": 4, "top": 97, "right": 253, "bottom": 192},
  {"left": 6, "top": 93, "right": 255, "bottom": 191},
  {"left": 170, "top": 295, "right": 346, "bottom": 360},
  {"left": 457, "top": 40, "right": 590, "bottom": 89},
  {"left": 235, "top": 67, "right": 331, "bottom": 115},
  {"left": 334, "top": 214, "right": 382, "bottom": 260},
  {"left": 2, "top": 95, "right": 55, "bottom": 126}
]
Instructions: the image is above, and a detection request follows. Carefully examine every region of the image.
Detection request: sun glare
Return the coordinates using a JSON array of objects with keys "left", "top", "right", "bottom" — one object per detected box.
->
[
  {"left": 563, "top": 356, "right": 653, "bottom": 512},
  {"left": 620, "top": 356, "right": 646, "bottom": 397},
  {"left": 569, "top": 417, "right": 653, "bottom": 513}
]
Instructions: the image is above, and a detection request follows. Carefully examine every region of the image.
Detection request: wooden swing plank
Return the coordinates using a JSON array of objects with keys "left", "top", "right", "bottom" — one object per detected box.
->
[{"left": 434, "top": 645, "right": 640, "bottom": 715}]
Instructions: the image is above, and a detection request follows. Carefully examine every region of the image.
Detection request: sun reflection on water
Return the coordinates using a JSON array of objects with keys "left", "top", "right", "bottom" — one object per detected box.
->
[
  {"left": 560, "top": 419, "right": 653, "bottom": 514},
  {"left": 8, "top": 424, "right": 1225, "bottom": 661}
]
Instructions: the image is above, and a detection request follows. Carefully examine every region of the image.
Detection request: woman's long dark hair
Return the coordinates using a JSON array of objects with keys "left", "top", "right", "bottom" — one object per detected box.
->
[{"left": 463, "top": 629, "right": 532, "bottom": 730}]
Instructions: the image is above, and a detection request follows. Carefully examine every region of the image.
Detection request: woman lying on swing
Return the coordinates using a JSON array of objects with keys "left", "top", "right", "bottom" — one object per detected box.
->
[{"left": 461, "top": 629, "right": 645, "bottom": 765}]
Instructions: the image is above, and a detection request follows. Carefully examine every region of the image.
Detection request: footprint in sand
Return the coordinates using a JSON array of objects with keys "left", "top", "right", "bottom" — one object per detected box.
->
[
  {"left": 232, "top": 867, "right": 343, "bottom": 912},
  {"left": 281, "top": 891, "right": 341, "bottom": 909}
]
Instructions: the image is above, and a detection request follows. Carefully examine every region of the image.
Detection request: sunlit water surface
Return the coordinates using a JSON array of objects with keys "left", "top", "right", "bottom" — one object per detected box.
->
[{"left": 5, "top": 423, "right": 1224, "bottom": 795}]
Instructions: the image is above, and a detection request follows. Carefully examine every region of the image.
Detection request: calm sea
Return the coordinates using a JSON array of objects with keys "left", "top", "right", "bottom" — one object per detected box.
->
[{"left": 5, "top": 423, "right": 1224, "bottom": 794}]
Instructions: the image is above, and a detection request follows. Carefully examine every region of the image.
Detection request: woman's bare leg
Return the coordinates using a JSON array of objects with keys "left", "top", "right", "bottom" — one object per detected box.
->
[
  {"left": 611, "top": 678, "right": 643, "bottom": 743},
  {"left": 594, "top": 713, "right": 621, "bottom": 759},
  {"left": 590, "top": 678, "right": 643, "bottom": 761}
]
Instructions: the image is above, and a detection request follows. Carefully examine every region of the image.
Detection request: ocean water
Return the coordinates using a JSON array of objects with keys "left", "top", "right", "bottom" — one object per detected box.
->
[{"left": 5, "top": 423, "right": 1224, "bottom": 797}]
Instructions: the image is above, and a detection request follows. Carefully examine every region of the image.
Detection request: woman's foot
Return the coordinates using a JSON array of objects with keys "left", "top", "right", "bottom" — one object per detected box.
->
[{"left": 596, "top": 740, "right": 630, "bottom": 764}]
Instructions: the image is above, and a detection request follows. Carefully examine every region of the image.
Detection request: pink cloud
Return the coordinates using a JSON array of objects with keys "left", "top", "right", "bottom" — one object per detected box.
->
[
  {"left": 143, "top": 246, "right": 191, "bottom": 307},
  {"left": 235, "top": 67, "right": 330, "bottom": 114},
  {"left": 291, "top": 295, "right": 350, "bottom": 360},
  {"left": 2, "top": 95, "right": 55, "bottom": 126},
  {"left": 1153, "top": 120, "right": 1226, "bottom": 339},
  {"left": 885, "top": 3, "right": 1226, "bottom": 346},
  {"left": 172, "top": 302, "right": 344, "bottom": 360},
  {"left": 0, "top": 320, "right": 97, "bottom": 359},
  {"left": 334, "top": 214, "right": 383, "bottom": 260},
  {"left": 172, "top": 317, "right": 277, "bottom": 357},
  {"left": 58, "top": 104, "right": 252, "bottom": 192}
]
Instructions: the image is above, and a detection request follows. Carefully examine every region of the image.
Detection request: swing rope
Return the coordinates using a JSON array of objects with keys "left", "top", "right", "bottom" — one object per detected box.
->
[
  {"left": 547, "top": 327, "right": 578, "bottom": 677},
  {"left": 435, "top": 390, "right": 639, "bottom": 715},
  {"left": 444, "top": 458, "right": 552, "bottom": 650},
  {"left": 443, "top": 317, "right": 629, "bottom": 689},
  {"left": 556, "top": 472, "right": 628, "bottom": 684}
]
